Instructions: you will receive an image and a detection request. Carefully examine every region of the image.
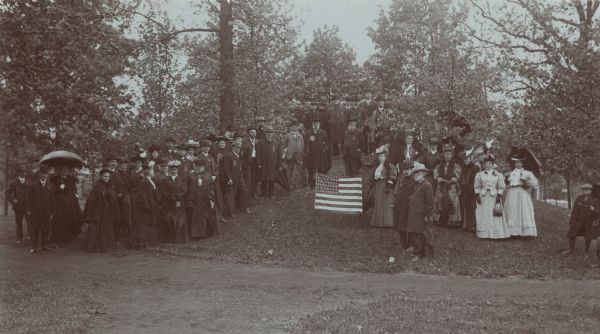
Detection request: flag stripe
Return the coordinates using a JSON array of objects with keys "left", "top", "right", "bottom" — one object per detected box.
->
[
  {"left": 339, "top": 178, "right": 362, "bottom": 182},
  {"left": 315, "top": 199, "right": 363, "bottom": 207},
  {"left": 316, "top": 194, "right": 362, "bottom": 200},
  {"left": 339, "top": 189, "right": 362, "bottom": 194},
  {"left": 315, "top": 206, "right": 362, "bottom": 213},
  {"left": 339, "top": 183, "right": 361, "bottom": 188}
]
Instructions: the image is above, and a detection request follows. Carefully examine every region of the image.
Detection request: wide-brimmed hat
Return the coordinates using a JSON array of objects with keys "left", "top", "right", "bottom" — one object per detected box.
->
[
  {"left": 167, "top": 160, "right": 181, "bottom": 168},
  {"left": 510, "top": 154, "right": 526, "bottom": 161},
  {"left": 264, "top": 125, "right": 276, "bottom": 133},
  {"left": 200, "top": 139, "right": 212, "bottom": 147},
  {"left": 289, "top": 119, "right": 299, "bottom": 127},
  {"left": 581, "top": 183, "right": 593, "bottom": 190},
  {"left": 411, "top": 162, "right": 429, "bottom": 174},
  {"left": 185, "top": 140, "right": 200, "bottom": 148},
  {"left": 256, "top": 116, "right": 266, "bottom": 122},
  {"left": 38, "top": 164, "right": 50, "bottom": 175},
  {"left": 375, "top": 146, "right": 388, "bottom": 155},
  {"left": 442, "top": 143, "right": 454, "bottom": 152},
  {"left": 482, "top": 153, "right": 496, "bottom": 163},
  {"left": 232, "top": 141, "right": 242, "bottom": 148},
  {"left": 148, "top": 144, "right": 161, "bottom": 153},
  {"left": 16, "top": 165, "right": 27, "bottom": 173},
  {"left": 401, "top": 161, "right": 414, "bottom": 172}
]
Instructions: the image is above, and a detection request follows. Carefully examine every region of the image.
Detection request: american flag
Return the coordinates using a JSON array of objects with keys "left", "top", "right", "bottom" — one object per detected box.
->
[{"left": 315, "top": 173, "right": 363, "bottom": 214}]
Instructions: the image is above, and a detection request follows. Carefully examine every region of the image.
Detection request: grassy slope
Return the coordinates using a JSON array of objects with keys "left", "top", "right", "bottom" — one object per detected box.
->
[
  {"left": 293, "top": 294, "right": 600, "bottom": 334},
  {"left": 150, "top": 160, "right": 600, "bottom": 280}
]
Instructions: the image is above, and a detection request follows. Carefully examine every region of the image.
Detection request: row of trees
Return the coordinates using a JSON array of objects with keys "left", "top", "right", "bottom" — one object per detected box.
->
[{"left": 1, "top": 0, "right": 599, "bottom": 196}]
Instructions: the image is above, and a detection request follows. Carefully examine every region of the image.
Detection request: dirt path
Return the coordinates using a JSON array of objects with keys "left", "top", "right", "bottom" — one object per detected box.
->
[{"left": 2, "top": 244, "right": 600, "bottom": 334}]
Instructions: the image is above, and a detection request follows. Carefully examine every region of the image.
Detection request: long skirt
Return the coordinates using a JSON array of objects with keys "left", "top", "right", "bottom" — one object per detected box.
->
[
  {"left": 165, "top": 207, "right": 188, "bottom": 243},
  {"left": 504, "top": 187, "right": 537, "bottom": 236},
  {"left": 435, "top": 183, "right": 461, "bottom": 227},
  {"left": 476, "top": 194, "right": 510, "bottom": 239},
  {"left": 460, "top": 193, "right": 477, "bottom": 231},
  {"left": 84, "top": 219, "right": 116, "bottom": 253},
  {"left": 369, "top": 180, "right": 394, "bottom": 227},
  {"left": 189, "top": 205, "right": 218, "bottom": 238},
  {"left": 51, "top": 192, "right": 82, "bottom": 243}
]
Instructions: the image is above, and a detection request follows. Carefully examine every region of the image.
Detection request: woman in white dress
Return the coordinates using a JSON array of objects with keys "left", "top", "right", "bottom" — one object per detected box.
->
[
  {"left": 474, "top": 155, "right": 510, "bottom": 239},
  {"left": 504, "top": 153, "right": 539, "bottom": 236}
]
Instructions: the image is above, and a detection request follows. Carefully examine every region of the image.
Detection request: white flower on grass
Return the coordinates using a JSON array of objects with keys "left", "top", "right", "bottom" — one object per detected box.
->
[
  {"left": 388, "top": 256, "right": 395, "bottom": 263},
  {"left": 268, "top": 249, "right": 274, "bottom": 255}
]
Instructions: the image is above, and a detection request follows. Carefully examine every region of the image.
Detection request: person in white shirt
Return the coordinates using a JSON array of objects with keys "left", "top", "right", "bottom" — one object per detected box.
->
[
  {"left": 474, "top": 155, "right": 510, "bottom": 239},
  {"left": 503, "top": 153, "right": 539, "bottom": 237}
]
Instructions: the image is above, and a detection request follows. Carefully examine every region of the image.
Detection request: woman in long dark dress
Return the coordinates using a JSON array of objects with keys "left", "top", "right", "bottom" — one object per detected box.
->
[
  {"left": 369, "top": 147, "right": 397, "bottom": 227},
  {"left": 130, "top": 165, "right": 161, "bottom": 248},
  {"left": 50, "top": 167, "right": 82, "bottom": 243},
  {"left": 83, "top": 169, "right": 120, "bottom": 252}
]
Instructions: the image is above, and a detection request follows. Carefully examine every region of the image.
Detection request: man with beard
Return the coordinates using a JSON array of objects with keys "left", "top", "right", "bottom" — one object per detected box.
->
[
  {"left": 304, "top": 118, "right": 331, "bottom": 188},
  {"left": 282, "top": 121, "right": 305, "bottom": 190},
  {"left": 242, "top": 127, "right": 260, "bottom": 198},
  {"left": 342, "top": 118, "right": 364, "bottom": 176},
  {"left": 223, "top": 141, "right": 252, "bottom": 214}
]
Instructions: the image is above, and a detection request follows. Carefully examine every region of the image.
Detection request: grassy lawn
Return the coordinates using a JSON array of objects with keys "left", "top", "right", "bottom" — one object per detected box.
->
[
  {"left": 147, "top": 160, "right": 600, "bottom": 279},
  {"left": 292, "top": 294, "right": 600, "bottom": 334},
  {"left": 0, "top": 279, "right": 102, "bottom": 334},
  {"left": 2, "top": 159, "right": 598, "bottom": 279}
]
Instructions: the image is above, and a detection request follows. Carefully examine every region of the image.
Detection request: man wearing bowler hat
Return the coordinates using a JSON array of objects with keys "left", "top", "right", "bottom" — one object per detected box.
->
[
  {"left": 282, "top": 120, "right": 305, "bottom": 189},
  {"left": 26, "top": 165, "right": 55, "bottom": 253},
  {"left": 342, "top": 118, "right": 364, "bottom": 176},
  {"left": 6, "top": 165, "right": 30, "bottom": 246}
]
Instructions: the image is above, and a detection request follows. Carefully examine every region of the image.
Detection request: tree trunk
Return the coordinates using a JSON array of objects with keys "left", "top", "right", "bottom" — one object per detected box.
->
[
  {"left": 219, "top": 0, "right": 235, "bottom": 131},
  {"left": 3, "top": 143, "right": 8, "bottom": 216},
  {"left": 566, "top": 172, "right": 572, "bottom": 209}
]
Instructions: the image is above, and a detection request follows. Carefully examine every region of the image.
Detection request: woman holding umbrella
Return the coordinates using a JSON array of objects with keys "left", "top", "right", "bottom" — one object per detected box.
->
[
  {"left": 49, "top": 166, "right": 82, "bottom": 243},
  {"left": 504, "top": 148, "right": 539, "bottom": 237}
]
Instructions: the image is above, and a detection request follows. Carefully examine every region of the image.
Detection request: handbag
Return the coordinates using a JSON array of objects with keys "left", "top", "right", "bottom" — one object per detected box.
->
[{"left": 493, "top": 202, "right": 503, "bottom": 217}]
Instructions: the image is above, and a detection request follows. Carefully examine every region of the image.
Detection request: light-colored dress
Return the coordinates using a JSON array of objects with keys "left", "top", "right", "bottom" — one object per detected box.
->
[
  {"left": 369, "top": 163, "right": 397, "bottom": 227},
  {"left": 474, "top": 170, "right": 510, "bottom": 239},
  {"left": 504, "top": 168, "right": 538, "bottom": 236}
]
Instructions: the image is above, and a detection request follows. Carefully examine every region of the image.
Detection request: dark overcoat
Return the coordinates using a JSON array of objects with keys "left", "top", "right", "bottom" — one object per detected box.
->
[
  {"left": 393, "top": 175, "right": 416, "bottom": 232},
  {"left": 6, "top": 178, "right": 29, "bottom": 212},
  {"left": 27, "top": 181, "right": 55, "bottom": 232},
  {"left": 406, "top": 178, "right": 434, "bottom": 233},
  {"left": 256, "top": 140, "right": 281, "bottom": 182},
  {"left": 304, "top": 128, "right": 331, "bottom": 172}
]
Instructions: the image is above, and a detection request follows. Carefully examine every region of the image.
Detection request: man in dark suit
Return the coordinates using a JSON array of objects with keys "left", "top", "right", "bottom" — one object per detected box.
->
[
  {"left": 6, "top": 165, "right": 30, "bottom": 245},
  {"left": 241, "top": 127, "right": 260, "bottom": 198},
  {"left": 282, "top": 121, "right": 305, "bottom": 189},
  {"left": 26, "top": 165, "right": 55, "bottom": 253},
  {"left": 342, "top": 118, "right": 364, "bottom": 176},
  {"left": 304, "top": 118, "right": 331, "bottom": 187},
  {"left": 223, "top": 142, "right": 252, "bottom": 214},
  {"left": 158, "top": 163, "right": 188, "bottom": 242}
]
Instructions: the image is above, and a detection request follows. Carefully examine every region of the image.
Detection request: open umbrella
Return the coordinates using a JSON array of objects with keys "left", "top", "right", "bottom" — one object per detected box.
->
[
  {"left": 40, "top": 150, "right": 84, "bottom": 168},
  {"left": 506, "top": 145, "right": 541, "bottom": 178}
]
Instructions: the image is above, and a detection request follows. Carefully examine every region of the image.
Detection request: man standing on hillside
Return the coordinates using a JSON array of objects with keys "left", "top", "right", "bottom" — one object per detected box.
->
[
  {"left": 304, "top": 118, "right": 331, "bottom": 188},
  {"left": 6, "top": 165, "right": 30, "bottom": 246},
  {"left": 342, "top": 118, "right": 364, "bottom": 176},
  {"left": 26, "top": 165, "right": 55, "bottom": 254},
  {"left": 282, "top": 120, "right": 305, "bottom": 190}
]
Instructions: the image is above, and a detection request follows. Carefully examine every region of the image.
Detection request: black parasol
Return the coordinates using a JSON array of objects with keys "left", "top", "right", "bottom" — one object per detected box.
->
[
  {"left": 40, "top": 150, "right": 84, "bottom": 168},
  {"left": 506, "top": 145, "right": 541, "bottom": 177}
]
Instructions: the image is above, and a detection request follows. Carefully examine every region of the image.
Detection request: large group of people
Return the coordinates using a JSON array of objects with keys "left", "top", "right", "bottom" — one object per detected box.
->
[{"left": 5, "top": 92, "right": 551, "bottom": 262}]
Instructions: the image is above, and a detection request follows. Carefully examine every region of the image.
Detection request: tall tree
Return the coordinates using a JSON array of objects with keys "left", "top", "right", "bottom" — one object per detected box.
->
[
  {"left": 367, "top": 0, "right": 501, "bottom": 145},
  {"left": 469, "top": 0, "right": 600, "bottom": 177},
  {"left": 0, "top": 0, "right": 135, "bottom": 160}
]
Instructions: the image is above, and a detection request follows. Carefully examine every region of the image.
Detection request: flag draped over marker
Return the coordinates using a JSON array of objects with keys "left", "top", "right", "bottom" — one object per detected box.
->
[{"left": 315, "top": 173, "right": 363, "bottom": 214}]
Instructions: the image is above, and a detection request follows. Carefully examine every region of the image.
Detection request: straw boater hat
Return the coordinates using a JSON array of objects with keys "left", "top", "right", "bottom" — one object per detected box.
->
[
  {"left": 264, "top": 125, "right": 275, "bottom": 133},
  {"left": 167, "top": 160, "right": 181, "bottom": 168},
  {"left": 185, "top": 139, "right": 200, "bottom": 149},
  {"left": 581, "top": 184, "right": 593, "bottom": 190}
]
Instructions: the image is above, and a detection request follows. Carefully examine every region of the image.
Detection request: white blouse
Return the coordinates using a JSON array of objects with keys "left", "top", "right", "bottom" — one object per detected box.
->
[
  {"left": 374, "top": 164, "right": 385, "bottom": 180},
  {"left": 508, "top": 168, "right": 538, "bottom": 188}
]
